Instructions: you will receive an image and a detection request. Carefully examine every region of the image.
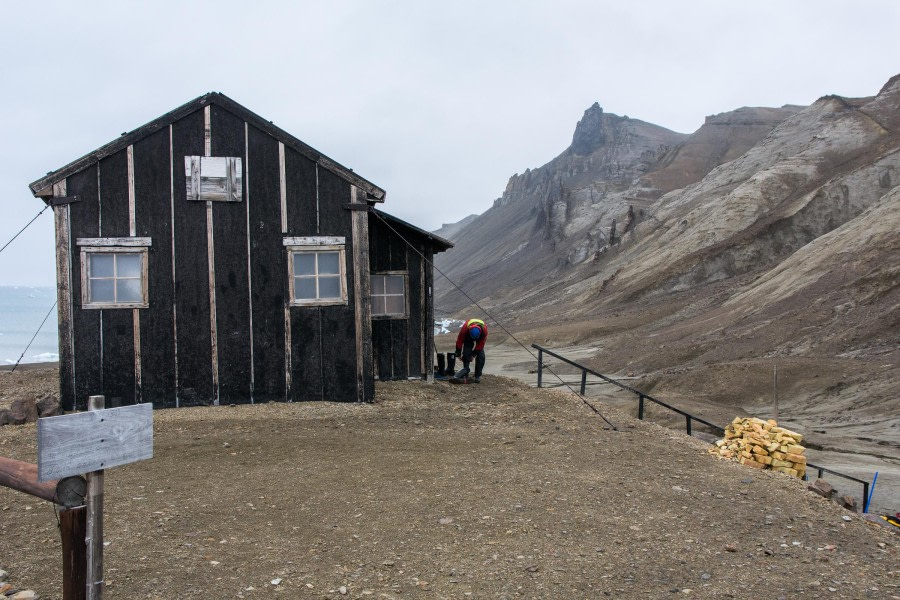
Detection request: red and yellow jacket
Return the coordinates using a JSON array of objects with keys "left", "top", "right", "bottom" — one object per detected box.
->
[{"left": 456, "top": 318, "right": 488, "bottom": 353}]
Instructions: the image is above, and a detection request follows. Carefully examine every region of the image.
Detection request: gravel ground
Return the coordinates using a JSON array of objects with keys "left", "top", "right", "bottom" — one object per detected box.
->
[{"left": 0, "top": 368, "right": 897, "bottom": 599}]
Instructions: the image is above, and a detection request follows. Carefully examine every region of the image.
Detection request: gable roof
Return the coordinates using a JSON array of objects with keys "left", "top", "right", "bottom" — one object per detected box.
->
[{"left": 29, "top": 92, "right": 386, "bottom": 202}]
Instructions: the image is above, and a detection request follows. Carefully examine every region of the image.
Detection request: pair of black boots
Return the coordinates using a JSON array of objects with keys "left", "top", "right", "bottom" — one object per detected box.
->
[{"left": 436, "top": 352, "right": 480, "bottom": 383}]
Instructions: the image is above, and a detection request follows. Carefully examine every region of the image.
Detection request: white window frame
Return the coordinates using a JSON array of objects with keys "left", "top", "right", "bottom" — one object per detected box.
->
[
  {"left": 371, "top": 271, "right": 409, "bottom": 319},
  {"left": 285, "top": 238, "right": 348, "bottom": 307},
  {"left": 78, "top": 238, "right": 151, "bottom": 309}
]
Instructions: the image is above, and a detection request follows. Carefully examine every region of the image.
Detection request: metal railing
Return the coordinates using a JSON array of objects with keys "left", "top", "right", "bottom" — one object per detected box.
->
[{"left": 532, "top": 344, "right": 871, "bottom": 505}]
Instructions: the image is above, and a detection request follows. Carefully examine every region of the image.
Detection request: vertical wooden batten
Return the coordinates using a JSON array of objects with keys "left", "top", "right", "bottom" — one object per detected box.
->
[
  {"left": 169, "top": 125, "right": 180, "bottom": 407},
  {"left": 53, "top": 180, "right": 76, "bottom": 410},
  {"left": 424, "top": 246, "right": 435, "bottom": 383},
  {"left": 204, "top": 105, "right": 220, "bottom": 405},
  {"left": 245, "top": 122, "right": 255, "bottom": 402},
  {"left": 127, "top": 144, "right": 142, "bottom": 403},
  {"left": 280, "top": 142, "right": 292, "bottom": 401},
  {"left": 279, "top": 142, "right": 287, "bottom": 234},
  {"left": 350, "top": 186, "right": 374, "bottom": 402}
]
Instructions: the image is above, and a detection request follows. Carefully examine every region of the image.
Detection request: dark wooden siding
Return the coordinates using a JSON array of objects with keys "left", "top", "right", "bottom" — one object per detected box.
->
[
  {"left": 171, "top": 110, "right": 213, "bottom": 405},
  {"left": 210, "top": 105, "right": 252, "bottom": 404},
  {"left": 97, "top": 150, "right": 136, "bottom": 406},
  {"left": 134, "top": 127, "right": 177, "bottom": 407},
  {"left": 52, "top": 99, "right": 444, "bottom": 407},
  {"left": 287, "top": 167, "right": 358, "bottom": 401},
  {"left": 368, "top": 217, "right": 428, "bottom": 381},
  {"left": 317, "top": 170, "right": 356, "bottom": 400},
  {"left": 285, "top": 147, "right": 318, "bottom": 234},
  {"left": 66, "top": 166, "right": 101, "bottom": 411},
  {"left": 247, "top": 124, "right": 286, "bottom": 402}
]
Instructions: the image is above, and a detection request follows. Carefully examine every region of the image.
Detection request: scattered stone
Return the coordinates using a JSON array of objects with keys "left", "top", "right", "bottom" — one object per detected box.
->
[
  {"left": 724, "top": 544, "right": 738, "bottom": 552},
  {"left": 270, "top": 578, "right": 282, "bottom": 585},
  {"left": 35, "top": 394, "right": 60, "bottom": 418},
  {"left": 0, "top": 408, "right": 11, "bottom": 426},
  {"left": 808, "top": 479, "right": 835, "bottom": 499},
  {"left": 339, "top": 585, "right": 348, "bottom": 595},
  {"left": 837, "top": 495, "right": 857, "bottom": 511},
  {"left": 439, "top": 517, "right": 453, "bottom": 525},
  {"left": 0, "top": 569, "right": 8, "bottom": 581},
  {"left": 0, "top": 584, "right": 12, "bottom": 595},
  {"left": 841, "top": 515, "right": 852, "bottom": 522},
  {"left": 9, "top": 398, "right": 37, "bottom": 425},
  {"left": 11, "top": 591, "right": 38, "bottom": 600}
]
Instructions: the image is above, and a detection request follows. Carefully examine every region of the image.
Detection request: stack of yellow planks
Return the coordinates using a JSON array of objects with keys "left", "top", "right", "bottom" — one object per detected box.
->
[{"left": 710, "top": 417, "right": 807, "bottom": 478}]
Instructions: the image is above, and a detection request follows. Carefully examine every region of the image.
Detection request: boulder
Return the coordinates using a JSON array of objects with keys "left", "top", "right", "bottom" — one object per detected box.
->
[
  {"left": 808, "top": 479, "right": 836, "bottom": 499},
  {"left": 9, "top": 398, "right": 37, "bottom": 424},
  {"left": 837, "top": 495, "right": 858, "bottom": 512},
  {"left": 35, "top": 395, "right": 61, "bottom": 418},
  {"left": 0, "top": 408, "right": 11, "bottom": 426}
]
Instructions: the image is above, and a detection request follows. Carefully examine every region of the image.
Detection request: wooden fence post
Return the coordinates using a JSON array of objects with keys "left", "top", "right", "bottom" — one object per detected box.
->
[
  {"left": 86, "top": 395, "right": 105, "bottom": 599},
  {"left": 60, "top": 505, "right": 87, "bottom": 600}
]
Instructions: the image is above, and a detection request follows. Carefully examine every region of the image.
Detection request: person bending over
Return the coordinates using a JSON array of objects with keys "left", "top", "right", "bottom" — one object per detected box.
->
[{"left": 452, "top": 318, "right": 488, "bottom": 383}]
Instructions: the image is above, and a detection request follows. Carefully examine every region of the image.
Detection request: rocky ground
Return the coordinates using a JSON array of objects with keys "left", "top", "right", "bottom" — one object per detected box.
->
[{"left": 1, "top": 366, "right": 897, "bottom": 599}]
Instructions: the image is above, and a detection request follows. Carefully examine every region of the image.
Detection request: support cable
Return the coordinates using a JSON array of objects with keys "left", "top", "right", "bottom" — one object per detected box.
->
[
  {"left": 10, "top": 301, "right": 57, "bottom": 373},
  {"left": 371, "top": 210, "right": 617, "bottom": 430},
  {"left": 0, "top": 205, "right": 51, "bottom": 256}
]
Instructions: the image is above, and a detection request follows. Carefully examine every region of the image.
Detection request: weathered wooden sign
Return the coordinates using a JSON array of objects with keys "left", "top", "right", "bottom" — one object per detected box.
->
[{"left": 37, "top": 403, "right": 153, "bottom": 482}]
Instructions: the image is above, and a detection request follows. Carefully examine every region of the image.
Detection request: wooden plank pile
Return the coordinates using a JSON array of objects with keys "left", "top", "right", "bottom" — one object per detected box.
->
[{"left": 710, "top": 417, "right": 807, "bottom": 478}]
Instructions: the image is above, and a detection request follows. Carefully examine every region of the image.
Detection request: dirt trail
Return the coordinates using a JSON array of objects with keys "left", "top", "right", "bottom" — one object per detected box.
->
[{"left": 1, "top": 367, "right": 897, "bottom": 599}]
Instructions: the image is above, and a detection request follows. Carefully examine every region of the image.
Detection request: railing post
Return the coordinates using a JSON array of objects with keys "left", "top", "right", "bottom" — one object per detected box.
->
[
  {"left": 862, "top": 481, "right": 870, "bottom": 513},
  {"left": 817, "top": 467, "right": 824, "bottom": 479},
  {"left": 638, "top": 394, "right": 645, "bottom": 420},
  {"left": 537, "top": 349, "right": 543, "bottom": 388},
  {"left": 580, "top": 370, "right": 587, "bottom": 395},
  {"left": 685, "top": 415, "right": 692, "bottom": 436}
]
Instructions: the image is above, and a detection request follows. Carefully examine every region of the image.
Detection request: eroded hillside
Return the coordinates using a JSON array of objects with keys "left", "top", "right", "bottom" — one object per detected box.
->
[{"left": 434, "top": 75, "right": 900, "bottom": 459}]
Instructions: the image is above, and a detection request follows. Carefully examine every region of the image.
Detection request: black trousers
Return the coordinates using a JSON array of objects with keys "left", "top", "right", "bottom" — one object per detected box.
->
[{"left": 460, "top": 341, "right": 486, "bottom": 378}]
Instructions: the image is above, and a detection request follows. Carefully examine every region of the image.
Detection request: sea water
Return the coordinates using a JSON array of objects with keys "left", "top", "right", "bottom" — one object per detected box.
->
[{"left": 0, "top": 286, "right": 58, "bottom": 365}]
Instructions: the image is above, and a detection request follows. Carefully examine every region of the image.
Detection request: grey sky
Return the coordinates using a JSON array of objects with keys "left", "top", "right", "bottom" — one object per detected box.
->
[{"left": 2, "top": 0, "right": 898, "bottom": 286}]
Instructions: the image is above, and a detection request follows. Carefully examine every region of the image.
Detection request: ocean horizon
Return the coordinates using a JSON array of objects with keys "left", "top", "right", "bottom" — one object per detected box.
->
[{"left": 0, "top": 285, "right": 58, "bottom": 365}]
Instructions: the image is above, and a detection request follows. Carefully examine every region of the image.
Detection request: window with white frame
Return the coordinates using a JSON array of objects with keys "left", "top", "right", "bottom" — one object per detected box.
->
[
  {"left": 285, "top": 238, "right": 348, "bottom": 306},
  {"left": 371, "top": 272, "right": 408, "bottom": 318},
  {"left": 78, "top": 238, "right": 150, "bottom": 309}
]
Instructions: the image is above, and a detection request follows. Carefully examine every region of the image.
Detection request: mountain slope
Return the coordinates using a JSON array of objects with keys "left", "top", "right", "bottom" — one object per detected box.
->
[{"left": 433, "top": 75, "right": 900, "bottom": 456}]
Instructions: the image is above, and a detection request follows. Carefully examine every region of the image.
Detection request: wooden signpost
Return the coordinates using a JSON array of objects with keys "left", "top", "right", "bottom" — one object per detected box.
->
[{"left": 36, "top": 395, "right": 153, "bottom": 600}]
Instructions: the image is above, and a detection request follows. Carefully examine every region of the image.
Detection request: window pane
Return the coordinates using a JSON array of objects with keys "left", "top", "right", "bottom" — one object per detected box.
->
[
  {"left": 385, "top": 295, "right": 405, "bottom": 315},
  {"left": 90, "top": 279, "right": 115, "bottom": 303},
  {"left": 295, "top": 277, "right": 316, "bottom": 299},
  {"left": 117, "top": 279, "right": 142, "bottom": 303},
  {"left": 90, "top": 254, "right": 115, "bottom": 278},
  {"left": 294, "top": 253, "right": 315, "bottom": 276},
  {"left": 386, "top": 275, "right": 404, "bottom": 295},
  {"left": 319, "top": 275, "right": 340, "bottom": 299},
  {"left": 371, "top": 275, "right": 385, "bottom": 295},
  {"left": 116, "top": 254, "right": 142, "bottom": 278},
  {"left": 371, "top": 295, "right": 386, "bottom": 315},
  {"left": 318, "top": 252, "right": 340, "bottom": 275}
]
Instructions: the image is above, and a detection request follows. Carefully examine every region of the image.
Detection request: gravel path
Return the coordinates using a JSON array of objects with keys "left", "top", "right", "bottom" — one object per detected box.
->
[{"left": 0, "top": 370, "right": 897, "bottom": 599}]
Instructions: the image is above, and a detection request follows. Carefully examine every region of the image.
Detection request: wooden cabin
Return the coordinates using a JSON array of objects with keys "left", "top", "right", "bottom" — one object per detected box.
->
[{"left": 29, "top": 93, "right": 452, "bottom": 410}]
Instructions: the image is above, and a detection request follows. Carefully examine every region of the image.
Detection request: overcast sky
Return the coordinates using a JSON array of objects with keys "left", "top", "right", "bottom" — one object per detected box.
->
[{"left": 1, "top": 0, "right": 898, "bottom": 286}]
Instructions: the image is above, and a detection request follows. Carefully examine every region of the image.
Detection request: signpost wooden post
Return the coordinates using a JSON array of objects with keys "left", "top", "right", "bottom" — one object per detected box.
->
[{"left": 37, "top": 396, "right": 153, "bottom": 600}]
